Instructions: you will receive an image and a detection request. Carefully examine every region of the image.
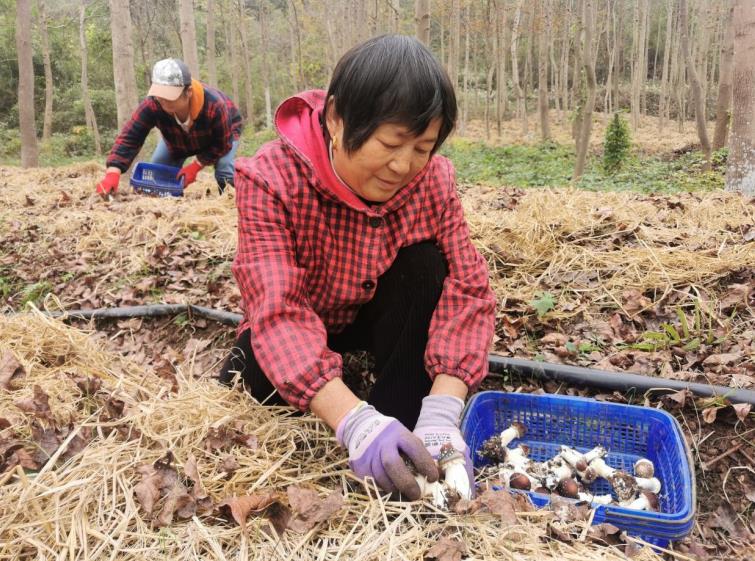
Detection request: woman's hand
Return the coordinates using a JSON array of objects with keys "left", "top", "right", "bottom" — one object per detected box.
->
[
  {"left": 412, "top": 394, "right": 474, "bottom": 499},
  {"left": 337, "top": 402, "right": 438, "bottom": 499}
]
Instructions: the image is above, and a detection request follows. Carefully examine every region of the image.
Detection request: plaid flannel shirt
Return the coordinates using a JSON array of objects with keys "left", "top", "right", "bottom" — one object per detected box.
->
[
  {"left": 106, "top": 82, "right": 242, "bottom": 172},
  {"left": 232, "top": 91, "right": 496, "bottom": 411}
]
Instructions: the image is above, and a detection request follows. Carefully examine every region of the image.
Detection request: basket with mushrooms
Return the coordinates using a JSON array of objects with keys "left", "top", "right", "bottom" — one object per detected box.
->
[{"left": 478, "top": 423, "right": 662, "bottom": 511}]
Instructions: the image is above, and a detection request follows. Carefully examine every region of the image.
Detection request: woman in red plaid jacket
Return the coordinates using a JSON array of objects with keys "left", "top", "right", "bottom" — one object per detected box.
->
[{"left": 222, "top": 35, "right": 496, "bottom": 501}]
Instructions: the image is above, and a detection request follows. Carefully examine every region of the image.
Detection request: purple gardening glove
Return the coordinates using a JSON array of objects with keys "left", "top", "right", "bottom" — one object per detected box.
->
[
  {"left": 336, "top": 402, "right": 439, "bottom": 500},
  {"left": 413, "top": 394, "right": 475, "bottom": 498}
]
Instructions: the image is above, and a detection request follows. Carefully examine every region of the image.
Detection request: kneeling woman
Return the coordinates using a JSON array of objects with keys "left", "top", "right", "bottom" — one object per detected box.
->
[{"left": 222, "top": 35, "right": 496, "bottom": 501}]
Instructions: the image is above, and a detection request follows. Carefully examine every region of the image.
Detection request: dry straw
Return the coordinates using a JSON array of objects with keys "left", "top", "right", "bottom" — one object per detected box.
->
[{"left": 1, "top": 312, "right": 667, "bottom": 560}]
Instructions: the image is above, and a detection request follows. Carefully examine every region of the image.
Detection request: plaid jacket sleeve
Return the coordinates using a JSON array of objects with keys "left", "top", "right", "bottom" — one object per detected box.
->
[
  {"left": 106, "top": 99, "right": 158, "bottom": 172},
  {"left": 424, "top": 160, "right": 497, "bottom": 389},
  {"left": 232, "top": 164, "right": 344, "bottom": 411},
  {"left": 196, "top": 98, "right": 233, "bottom": 167}
]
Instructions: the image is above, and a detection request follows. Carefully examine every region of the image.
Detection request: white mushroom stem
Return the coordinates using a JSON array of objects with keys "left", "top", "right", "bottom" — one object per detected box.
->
[
  {"left": 621, "top": 492, "right": 658, "bottom": 511},
  {"left": 635, "top": 476, "right": 661, "bottom": 493},
  {"left": 544, "top": 460, "right": 575, "bottom": 490},
  {"left": 499, "top": 422, "right": 526, "bottom": 448},
  {"left": 583, "top": 446, "right": 607, "bottom": 464},
  {"left": 578, "top": 492, "right": 613, "bottom": 505},
  {"left": 504, "top": 445, "right": 530, "bottom": 470},
  {"left": 443, "top": 457, "right": 472, "bottom": 500},
  {"left": 415, "top": 474, "right": 448, "bottom": 509},
  {"left": 588, "top": 457, "right": 616, "bottom": 479},
  {"left": 559, "top": 446, "right": 587, "bottom": 470}
]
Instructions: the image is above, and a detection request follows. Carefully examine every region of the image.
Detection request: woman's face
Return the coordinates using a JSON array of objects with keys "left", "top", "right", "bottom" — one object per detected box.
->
[{"left": 329, "top": 115, "right": 441, "bottom": 203}]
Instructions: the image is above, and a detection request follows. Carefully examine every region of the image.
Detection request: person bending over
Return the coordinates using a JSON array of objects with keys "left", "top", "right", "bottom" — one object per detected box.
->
[{"left": 221, "top": 35, "right": 496, "bottom": 500}]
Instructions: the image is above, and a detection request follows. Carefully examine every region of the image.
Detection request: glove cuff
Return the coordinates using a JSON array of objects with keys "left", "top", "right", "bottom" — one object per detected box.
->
[
  {"left": 335, "top": 401, "right": 370, "bottom": 447},
  {"left": 414, "top": 394, "right": 464, "bottom": 430}
]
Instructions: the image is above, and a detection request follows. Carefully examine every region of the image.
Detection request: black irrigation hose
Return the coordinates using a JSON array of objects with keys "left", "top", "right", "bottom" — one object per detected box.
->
[{"left": 29, "top": 304, "right": 755, "bottom": 406}]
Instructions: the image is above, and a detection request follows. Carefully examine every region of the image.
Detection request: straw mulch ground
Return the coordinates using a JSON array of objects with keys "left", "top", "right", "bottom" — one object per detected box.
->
[
  {"left": 1, "top": 160, "right": 754, "bottom": 559},
  {"left": 1, "top": 312, "right": 667, "bottom": 561}
]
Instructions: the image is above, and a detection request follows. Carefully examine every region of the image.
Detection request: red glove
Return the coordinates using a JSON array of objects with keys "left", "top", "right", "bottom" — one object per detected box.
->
[
  {"left": 96, "top": 171, "right": 120, "bottom": 198},
  {"left": 177, "top": 160, "right": 203, "bottom": 187}
]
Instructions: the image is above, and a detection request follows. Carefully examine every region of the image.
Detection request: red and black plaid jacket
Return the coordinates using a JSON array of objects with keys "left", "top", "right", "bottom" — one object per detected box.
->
[
  {"left": 232, "top": 90, "right": 496, "bottom": 411},
  {"left": 106, "top": 82, "right": 242, "bottom": 172}
]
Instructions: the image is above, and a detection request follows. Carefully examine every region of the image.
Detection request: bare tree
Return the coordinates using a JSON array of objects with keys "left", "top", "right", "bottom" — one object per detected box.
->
[
  {"left": 179, "top": 0, "right": 200, "bottom": 76},
  {"left": 574, "top": 0, "right": 596, "bottom": 180},
  {"left": 448, "top": 0, "right": 461, "bottom": 88},
  {"left": 538, "top": 0, "right": 550, "bottom": 141},
  {"left": 79, "top": 0, "right": 101, "bottom": 155},
  {"left": 16, "top": 0, "right": 38, "bottom": 167},
  {"left": 713, "top": 3, "right": 735, "bottom": 151},
  {"left": 206, "top": 0, "right": 217, "bottom": 86},
  {"left": 630, "top": 0, "right": 648, "bottom": 129},
  {"left": 726, "top": 0, "right": 755, "bottom": 195},
  {"left": 658, "top": 0, "right": 674, "bottom": 132},
  {"left": 236, "top": 2, "right": 255, "bottom": 126},
  {"left": 37, "top": 0, "right": 54, "bottom": 142},
  {"left": 415, "top": 0, "right": 430, "bottom": 45},
  {"left": 680, "top": 0, "right": 711, "bottom": 170},
  {"left": 109, "top": 0, "right": 139, "bottom": 129},
  {"left": 511, "top": 0, "right": 527, "bottom": 134},
  {"left": 260, "top": 0, "right": 272, "bottom": 129}
]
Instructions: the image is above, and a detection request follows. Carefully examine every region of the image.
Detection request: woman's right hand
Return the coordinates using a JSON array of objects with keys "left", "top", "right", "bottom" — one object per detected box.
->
[{"left": 336, "top": 402, "right": 439, "bottom": 500}]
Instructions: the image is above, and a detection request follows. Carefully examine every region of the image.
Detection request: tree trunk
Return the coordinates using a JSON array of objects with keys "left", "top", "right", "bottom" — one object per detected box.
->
[
  {"left": 680, "top": 0, "right": 711, "bottom": 170},
  {"left": 496, "top": 0, "right": 507, "bottom": 135},
  {"left": 511, "top": 0, "right": 527, "bottom": 135},
  {"left": 538, "top": 0, "right": 550, "bottom": 141},
  {"left": 288, "top": 0, "right": 304, "bottom": 90},
  {"left": 179, "top": 0, "right": 200, "bottom": 77},
  {"left": 574, "top": 0, "right": 596, "bottom": 180},
  {"left": 16, "top": 0, "right": 37, "bottom": 167},
  {"left": 227, "top": 0, "right": 240, "bottom": 106},
  {"left": 726, "top": 0, "right": 755, "bottom": 195},
  {"left": 415, "top": 0, "right": 430, "bottom": 45},
  {"left": 630, "top": 0, "right": 647, "bottom": 129},
  {"left": 461, "top": 5, "right": 471, "bottom": 135},
  {"left": 236, "top": 1, "right": 255, "bottom": 126},
  {"left": 485, "top": 1, "right": 496, "bottom": 140},
  {"left": 713, "top": 3, "right": 735, "bottom": 151},
  {"left": 659, "top": 0, "right": 674, "bottom": 132},
  {"left": 109, "top": 0, "right": 138, "bottom": 130},
  {"left": 603, "top": 0, "right": 616, "bottom": 117},
  {"left": 37, "top": 0, "right": 54, "bottom": 142},
  {"left": 206, "top": 0, "right": 217, "bottom": 86},
  {"left": 449, "top": 0, "right": 461, "bottom": 88},
  {"left": 260, "top": 0, "right": 272, "bottom": 129},
  {"left": 79, "top": 0, "right": 101, "bottom": 155}
]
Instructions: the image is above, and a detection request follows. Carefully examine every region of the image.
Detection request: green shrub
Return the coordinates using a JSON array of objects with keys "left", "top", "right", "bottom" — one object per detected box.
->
[{"left": 603, "top": 112, "right": 631, "bottom": 174}]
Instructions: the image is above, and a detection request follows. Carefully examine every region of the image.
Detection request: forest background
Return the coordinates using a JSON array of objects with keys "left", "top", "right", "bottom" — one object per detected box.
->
[{"left": 3, "top": 0, "right": 754, "bottom": 194}]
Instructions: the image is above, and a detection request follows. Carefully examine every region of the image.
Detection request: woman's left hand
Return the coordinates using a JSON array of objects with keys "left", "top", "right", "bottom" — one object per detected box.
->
[{"left": 413, "top": 394, "right": 475, "bottom": 499}]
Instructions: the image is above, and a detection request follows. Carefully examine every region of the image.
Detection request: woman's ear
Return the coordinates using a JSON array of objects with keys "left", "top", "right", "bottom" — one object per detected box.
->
[{"left": 324, "top": 96, "right": 342, "bottom": 140}]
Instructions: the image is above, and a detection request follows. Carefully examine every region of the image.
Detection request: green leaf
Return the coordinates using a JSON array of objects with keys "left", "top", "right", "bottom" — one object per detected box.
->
[{"left": 530, "top": 291, "right": 556, "bottom": 318}]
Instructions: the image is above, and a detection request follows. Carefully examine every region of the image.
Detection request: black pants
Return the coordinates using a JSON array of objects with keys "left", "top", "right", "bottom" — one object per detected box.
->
[{"left": 219, "top": 241, "right": 448, "bottom": 429}]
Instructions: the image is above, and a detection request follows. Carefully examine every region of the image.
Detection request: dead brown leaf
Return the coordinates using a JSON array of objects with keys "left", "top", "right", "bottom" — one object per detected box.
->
[
  {"left": 218, "top": 492, "right": 281, "bottom": 532},
  {"left": 203, "top": 425, "right": 258, "bottom": 453},
  {"left": 702, "top": 406, "right": 720, "bottom": 424},
  {"left": 732, "top": 403, "right": 752, "bottom": 422},
  {"left": 477, "top": 488, "right": 518, "bottom": 526},
  {"left": 286, "top": 486, "right": 344, "bottom": 533},
  {"left": 622, "top": 289, "right": 653, "bottom": 316},
  {"left": 0, "top": 351, "right": 25, "bottom": 390},
  {"left": 424, "top": 536, "right": 468, "bottom": 561},
  {"left": 703, "top": 353, "right": 741, "bottom": 367},
  {"left": 218, "top": 454, "right": 240, "bottom": 477},
  {"left": 73, "top": 376, "right": 102, "bottom": 396},
  {"left": 720, "top": 284, "right": 752, "bottom": 312},
  {"left": 586, "top": 523, "right": 622, "bottom": 545}
]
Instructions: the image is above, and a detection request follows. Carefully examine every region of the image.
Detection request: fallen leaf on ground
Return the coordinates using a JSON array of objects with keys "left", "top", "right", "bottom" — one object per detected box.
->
[
  {"left": 203, "top": 425, "right": 258, "bottom": 453},
  {"left": 14, "top": 385, "right": 53, "bottom": 421},
  {"left": 702, "top": 406, "right": 720, "bottom": 424},
  {"left": 0, "top": 351, "right": 25, "bottom": 390},
  {"left": 732, "top": 403, "right": 752, "bottom": 422},
  {"left": 218, "top": 492, "right": 281, "bottom": 532},
  {"left": 286, "top": 486, "right": 344, "bottom": 533},
  {"left": 477, "top": 489, "right": 518, "bottom": 526},
  {"left": 424, "top": 536, "right": 468, "bottom": 561},
  {"left": 218, "top": 454, "right": 239, "bottom": 477}
]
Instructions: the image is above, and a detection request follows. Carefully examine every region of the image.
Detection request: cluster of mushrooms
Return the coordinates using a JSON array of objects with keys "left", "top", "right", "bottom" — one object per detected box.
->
[{"left": 479, "top": 422, "right": 661, "bottom": 511}]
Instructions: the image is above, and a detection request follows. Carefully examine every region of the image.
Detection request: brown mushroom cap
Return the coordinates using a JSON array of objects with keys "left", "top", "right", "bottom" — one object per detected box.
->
[
  {"left": 581, "top": 466, "right": 598, "bottom": 484},
  {"left": 511, "top": 421, "right": 527, "bottom": 438},
  {"left": 556, "top": 478, "right": 579, "bottom": 498},
  {"left": 509, "top": 472, "right": 532, "bottom": 490},
  {"left": 634, "top": 458, "right": 655, "bottom": 479},
  {"left": 610, "top": 471, "right": 638, "bottom": 502},
  {"left": 642, "top": 491, "right": 659, "bottom": 512}
]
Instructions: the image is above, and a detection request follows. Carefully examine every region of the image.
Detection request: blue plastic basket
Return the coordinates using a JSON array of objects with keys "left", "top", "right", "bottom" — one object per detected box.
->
[
  {"left": 461, "top": 392, "right": 696, "bottom": 547},
  {"left": 130, "top": 162, "right": 184, "bottom": 197}
]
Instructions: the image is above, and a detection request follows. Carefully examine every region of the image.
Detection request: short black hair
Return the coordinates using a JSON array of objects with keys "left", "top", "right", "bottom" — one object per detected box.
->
[{"left": 325, "top": 34, "right": 457, "bottom": 154}]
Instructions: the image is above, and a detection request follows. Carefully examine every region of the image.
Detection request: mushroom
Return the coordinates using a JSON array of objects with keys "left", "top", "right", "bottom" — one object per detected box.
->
[
  {"left": 621, "top": 491, "right": 659, "bottom": 511},
  {"left": 633, "top": 458, "right": 655, "bottom": 479},
  {"left": 559, "top": 445, "right": 599, "bottom": 482},
  {"left": 502, "top": 470, "right": 535, "bottom": 490},
  {"left": 438, "top": 444, "right": 472, "bottom": 500},
  {"left": 587, "top": 456, "right": 616, "bottom": 479},
  {"left": 580, "top": 466, "right": 598, "bottom": 485},
  {"left": 544, "top": 459, "right": 575, "bottom": 491},
  {"left": 499, "top": 422, "right": 527, "bottom": 448},
  {"left": 635, "top": 476, "right": 661, "bottom": 494},
  {"left": 414, "top": 474, "right": 448, "bottom": 508},
  {"left": 555, "top": 478, "right": 579, "bottom": 498},
  {"left": 504, "top": 444, "right": 531, "bottom": 469},
  {"left": 609, "top": 471, "right": 638, "bottom": 502},
  {"left": 583, "top": 445, "right": 607, "bottom": 464},
  {"left": 577, "top": 492, "right": 613, "bottom": 505}
]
